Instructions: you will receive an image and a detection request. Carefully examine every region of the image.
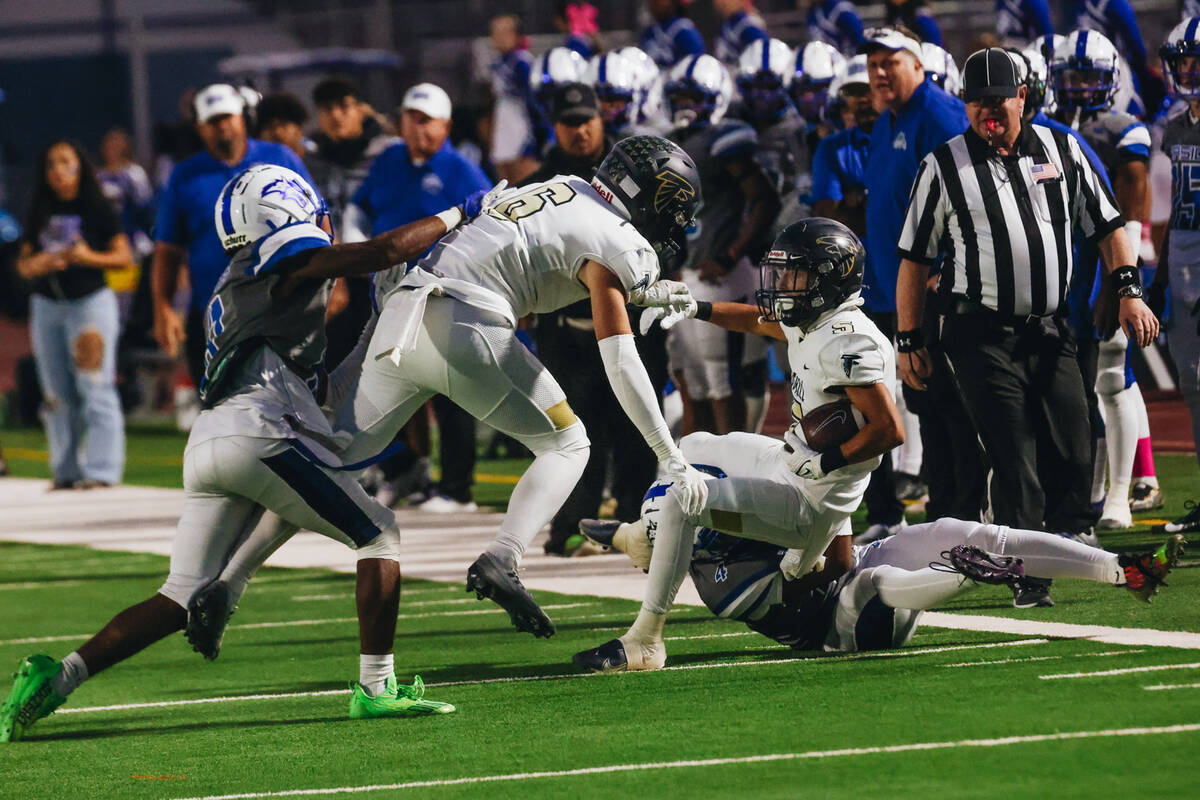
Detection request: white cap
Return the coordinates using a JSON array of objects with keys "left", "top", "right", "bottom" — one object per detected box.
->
[
  {"left": 858, "top": 27, "right": 924, "bottom": 64},
  {"left": 194, "top": 83, "right": 246, "bottom": 124},
  {"left": 401, "top": 83, "right": 452, "bottom": 120}
]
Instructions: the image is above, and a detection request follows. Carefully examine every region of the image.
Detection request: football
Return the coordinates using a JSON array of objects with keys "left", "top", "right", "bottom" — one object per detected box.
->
[{"left": 797, "top": 399, "right": 863, "bottom": 452}]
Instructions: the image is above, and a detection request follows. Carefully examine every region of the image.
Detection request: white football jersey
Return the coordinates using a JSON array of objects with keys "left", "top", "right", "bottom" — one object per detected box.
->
[
  {"left": 781, "top": 300, "right": 895, "bottom": 516},
  {"left": 376, "top": 175, "right": 660, "bottom": 323}
]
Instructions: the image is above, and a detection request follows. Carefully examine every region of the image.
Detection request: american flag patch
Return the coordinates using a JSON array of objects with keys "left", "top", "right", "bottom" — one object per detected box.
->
[{"left": 1030, "top": 161, "right": 1060, "bottom": 183}]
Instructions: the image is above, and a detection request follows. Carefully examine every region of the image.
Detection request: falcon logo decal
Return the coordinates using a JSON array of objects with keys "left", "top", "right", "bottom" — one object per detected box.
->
[
  {"left": 653, "top": 169, "right": 695, "bottom": 213},
  {"left": 261, "top": 178, "right": 313, "bottom": 212},
  {"left": 842, "top": 353, "right": 862, "bottom": 378}
]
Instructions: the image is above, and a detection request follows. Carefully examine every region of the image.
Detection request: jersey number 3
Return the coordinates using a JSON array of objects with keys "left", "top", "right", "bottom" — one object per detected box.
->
[{"left": 488, "top": 182, "right": 576, "bottom": 223}]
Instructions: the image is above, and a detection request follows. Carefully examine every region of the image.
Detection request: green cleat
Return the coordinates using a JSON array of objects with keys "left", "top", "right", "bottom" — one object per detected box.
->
[
  {"left": 348, "top": 674, "right": 455, "bottom": 719},
  {"left": 1, "top": 655, "right": 68, "bottom": 742},
  {"left": 1119, "top": 534, "right": 1187, "bottom": 603}
]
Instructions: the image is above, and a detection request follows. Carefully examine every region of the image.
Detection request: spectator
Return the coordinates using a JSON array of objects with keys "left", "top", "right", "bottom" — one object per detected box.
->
[
  {"left": 996, "top": 0, "right": 1054, "bottom": 47},
  {"left": 555, "top": 1, "right": 600, "bottom": 59},
  {"left": 858, "top": 27, "right": 970, "bottom": 538},
  {"left": 96, "top": 127, "right": 154, "bottom": 318},
  {"left": 350, "top": 83, "right": 493, "bottom": 513},
  {"left": 489, "top": 14, "right": 538, "bottom": 184},
  {"left": 256, "top": 93, "right": 311, "bottom": 159},
  {"left": 885, "top": 0, "right": 943, "bottom": 47},
  {"left": 16, "top": 140, "right": 134, "bottom": 489},
  {"left": 151, "top": 83, "right": 314, "bottom": 388},
  {"left": 713, "top": 0, "right": 768, "bottom": 69},
  {"left": 805, "top": 0, "right": 866, "bottom": 57},
  {"left": 640, "top": 0, "right": 705, "bottom": 69}
]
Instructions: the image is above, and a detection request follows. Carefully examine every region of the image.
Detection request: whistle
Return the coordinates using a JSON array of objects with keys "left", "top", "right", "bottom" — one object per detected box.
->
[{"left": 985, "top": 119, "right": 999, "bottom": 133}]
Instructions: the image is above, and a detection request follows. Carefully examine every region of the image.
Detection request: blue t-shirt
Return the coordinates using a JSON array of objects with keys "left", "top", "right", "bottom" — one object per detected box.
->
[
  {"left": 156, "top": 138, "right": 314, "bottom": 310},
  {"left": 865, "top": 80, "right": 967, "bottom": 312},
  {"left": 352, "top": 140, "right": 491, "bottom": 237},
  {"left": 807, "top": 0, "right": 865, "bottom": 56},
  {"left": 640, "top": 16, "right": 705, "bottom": 69},
  {"left": 714, "top": 11, "right": 768, "bottom": 67},
  {"left": 811, "top": 126, "right": 870, "bottom": 204},
  {"left": 996, "top": 0, "right": 1053, "bottom": 43}
]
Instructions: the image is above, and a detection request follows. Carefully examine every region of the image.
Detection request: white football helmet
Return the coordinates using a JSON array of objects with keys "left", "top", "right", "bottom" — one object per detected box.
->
[
  {"left": 830, "top": 54, "right": 869, "bottom": 98},
  {"left": 1160, "top": 17, "right": 1200, "bottom": 100},
  {"left": 1051, "top": 29, "right": 1120, "bottom": 112},
  {"left": 791, "top": 41, "right": 845, "bottom": 122},
  {"left": 921, "top": 43, "right": 961, "bottom": 97},
  {"left": 663, "top": 54, "right": 733, "bottom": 128},
  {"left": 618, "top": 46, "right": 667, "bottom": 128},
  {"left": 586, "top": 51, "right": 639, "bottom": 133},
  {"left": 529, "top": 46, "right": 588, "bottom": 106},
  {"left": 736, "top": 38, "right": 796, "bottom": 122},
  {"left": 214, "top": 164, "right": 328, "bottom": 253}
]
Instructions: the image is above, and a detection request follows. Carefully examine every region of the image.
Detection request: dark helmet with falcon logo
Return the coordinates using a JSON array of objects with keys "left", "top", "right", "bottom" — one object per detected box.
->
[
  {"left": 592, "top": 135, "right": 701, "bottom": 271},
  {"left": 756, "top": 217, "right": 865, "bottom": 329}
]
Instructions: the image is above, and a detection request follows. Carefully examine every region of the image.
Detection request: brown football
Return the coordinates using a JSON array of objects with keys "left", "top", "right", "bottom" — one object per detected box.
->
[{"left": 798, "top": 399, "right": 862, "bottom": 452}]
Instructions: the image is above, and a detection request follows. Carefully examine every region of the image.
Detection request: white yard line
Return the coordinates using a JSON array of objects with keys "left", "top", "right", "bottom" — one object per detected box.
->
[
  {"left": 166, "top": 724, "right": 1200, "bottom": 800},
  {"left": 918, "top": 611, "right": 1200, "bottom": 651},
  {"left": 1144, "top": 682, "right": 1200, "bottom": 691},
  {"left": 57, "top": 638, "right": 1050, "bottom": 716},
  {"left": 1040, "top": 662, "right": 1200, "bottom": 680},
  {"left": 942, "top": 648, "right": 1147, "bottom": 668}
]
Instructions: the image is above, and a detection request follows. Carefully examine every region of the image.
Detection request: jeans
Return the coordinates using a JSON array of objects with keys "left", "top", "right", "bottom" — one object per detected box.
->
[{"left": 30, "top": 289, "right": 125, "bottom": 484}]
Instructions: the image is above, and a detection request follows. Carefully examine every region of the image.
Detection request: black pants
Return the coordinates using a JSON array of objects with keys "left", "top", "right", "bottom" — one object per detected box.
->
[
  {"left": 185, "top": 306, "right": 206, "bottom": 389},
  {"left": 536, "top": 313, "right": 658, "bottom": 552},
  {"left": 432, "top": 395, "right": 476, "bottom": 503},
  {"left": 942, "top": 313, "right": 1096, "bottom": 533}
]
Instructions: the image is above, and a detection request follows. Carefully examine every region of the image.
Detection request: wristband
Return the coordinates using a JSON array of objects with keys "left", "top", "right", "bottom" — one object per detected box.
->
[
  {"left": 435, "top": 206, "right": 464, "bottom": 230},
  {"left": 695, "top": 301, "right": 713, "bottom": 321},
  {"left": 820, "top": 447, "right": 849, "bottom": 475},
  {"left": 1111, "top": 265, "right": 1141, "bottom": 299},
  {"left": 896, "top": 328, "right": 925, "bottom": 353}
]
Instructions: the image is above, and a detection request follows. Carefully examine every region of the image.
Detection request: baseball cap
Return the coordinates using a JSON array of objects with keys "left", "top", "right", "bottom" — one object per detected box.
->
[
  {"left": 194, "top": 84, "right": 246, "bottom": 124},
  {"left": 857, "top": 27, "right": 924, "bottom": 62},
  {"left": 961, "top": 48, "right": 1022, "bottom": 103},
  {"left": 401, "top": 83, "right": 452, "bottom": 120},
  {"left": 551, "top": 82, "right": 599, "bottom": 124}
]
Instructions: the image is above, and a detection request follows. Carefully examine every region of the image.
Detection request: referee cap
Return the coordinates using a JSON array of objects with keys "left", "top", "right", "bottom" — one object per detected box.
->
[{"left": 962, "top": 48, "right": 1022, "bottom": 103}]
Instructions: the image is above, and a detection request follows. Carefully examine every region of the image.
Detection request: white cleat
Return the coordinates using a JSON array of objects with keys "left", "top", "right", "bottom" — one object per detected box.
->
[{"left": 572, "top": 635, "right": 667, "bottom": 673}]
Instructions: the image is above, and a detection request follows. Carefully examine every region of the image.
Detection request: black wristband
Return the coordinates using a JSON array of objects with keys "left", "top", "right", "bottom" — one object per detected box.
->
[
  {"left": 820, "top": 448, "right": 849, "bottom": 475},
  {"left": 695, "top": 301, "right": 713, "bottom": 321},
  {"left": 1112, "top": 265, "right": 1141, "bottom": 297},
  {"left": 896, "top": 328, "right": 925, "bottom": 353}
]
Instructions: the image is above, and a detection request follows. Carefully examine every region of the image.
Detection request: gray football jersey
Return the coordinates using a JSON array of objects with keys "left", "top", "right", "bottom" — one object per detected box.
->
[
  {"left": 1072, "top": 109, "right": 1151, "bottom": 175},
  {"left": 1162, "top": 111, "right": 1200, "bottom": 271},
  {"left": 199, "top": 222, "right": 333, "bottom": 408},
  {"left": 754, "top": 111, "right": 811, "bottom": 235},
  {"left": 673, "top": 119, "right": 760, "bottom": 270}
]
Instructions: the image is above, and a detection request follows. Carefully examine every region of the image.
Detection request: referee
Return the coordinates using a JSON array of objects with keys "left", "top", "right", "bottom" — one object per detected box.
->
[{"left": 895, "top": 48, "right": 1159, "bottom": 538}]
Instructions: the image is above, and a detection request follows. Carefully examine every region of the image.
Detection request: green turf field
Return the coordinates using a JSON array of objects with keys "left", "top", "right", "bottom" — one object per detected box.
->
[{"left": 1, "top": 427, "right": 1198, "bottom": 798}]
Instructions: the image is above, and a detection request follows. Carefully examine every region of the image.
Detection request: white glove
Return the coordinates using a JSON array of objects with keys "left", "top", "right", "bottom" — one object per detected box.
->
[
  {"left": 635, "top": 280, "right": 699, "bottom": 335},
  {"left": 661, "top": 454, "right": 709, "bottom": 517},
  {"left": 783, "top": 425, "right": 825, "bottom": 480},
  {"left": 630, "top": 278, "right": 691, "bottom": 307}
]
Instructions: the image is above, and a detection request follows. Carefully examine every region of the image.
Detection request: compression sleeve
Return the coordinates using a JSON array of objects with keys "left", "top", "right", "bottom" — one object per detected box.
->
[{"left": 597, "top": 333, "right": 679, "bottom": 463}]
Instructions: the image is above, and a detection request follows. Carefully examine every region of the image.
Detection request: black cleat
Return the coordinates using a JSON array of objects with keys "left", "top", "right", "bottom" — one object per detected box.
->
[
  {"left": 579, "top": 518, "right": 621, "bottom": 549},
  {"left": 186, "top": 580, "right": 236, "bottom": 661},
  {"left": 941, "top": 545, "right": 1025, "bottom": 586},
  {"left": 1012, "top": 576, "right": 1054, "bottom": 609},
  {"left": 466, "top": 553, "right": 555, "bottom": 638},
  {"left": 573, "top": 638, "right": 629, "bottom": 673}
]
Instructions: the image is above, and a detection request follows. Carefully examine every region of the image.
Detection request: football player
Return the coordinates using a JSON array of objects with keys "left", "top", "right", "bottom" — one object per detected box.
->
[
  {"left": 1050, "top": 30, "right": 1156, "bottom": 530},
  {"left": 581, "top": 513, "right": 1184, "bottom": 653},
  {"left": 662, "top": 53, "right": 781, "bottom": 436},
  {"left": 0, "top": 164, "right": 496, "bottom": 741},
  {"left": 573, "top": 217, "right": 903, "bottom": 672},
  {"left": 186, "top": 136, "right": 711, "bottom": 645}
]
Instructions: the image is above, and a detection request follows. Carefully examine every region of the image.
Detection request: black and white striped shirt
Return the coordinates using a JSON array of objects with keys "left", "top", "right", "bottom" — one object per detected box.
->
[{"left": 897, "top": 124, "right": 1123, "bottom": 317}]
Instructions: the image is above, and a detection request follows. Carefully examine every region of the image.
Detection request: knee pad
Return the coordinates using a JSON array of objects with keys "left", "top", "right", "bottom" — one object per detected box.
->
[
  {"left": 520, "top": 419, "right": 590, "bottom": 459},
  {"left": 355, "top": 524, "right": 401, "bottom": 562},
  {"left": 740, "top": 359, "right": 767, "bottom": 398},
  {"left": 1095, "top": 338, "right": 1129, "bottom": 397},
  {"left": 640, "top": 475, "right": 696, "bottom": 539}
]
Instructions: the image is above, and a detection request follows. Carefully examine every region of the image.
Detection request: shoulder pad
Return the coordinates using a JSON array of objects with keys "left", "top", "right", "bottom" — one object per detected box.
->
[{"left": 709, "top": 120, "right": 758, "bottom": 158}]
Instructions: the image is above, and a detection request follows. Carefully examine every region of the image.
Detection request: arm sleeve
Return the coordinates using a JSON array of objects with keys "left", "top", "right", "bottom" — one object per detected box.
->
[
  {"left": 1067, "top": 133, "right": 1124, "bottom": 241},
  {"left": 598, "top": 333, "right": 679, "bottom": 462},
  {"left": 896, "top": 156, "right": 946, "bottom": 266},
  {"left": 817, "top": 332, "right": 888, "bottom": 393},
  {"left": 154, "top": 169, "right": 184, "bottom": 245},
  {"left": 810, "top": 137, "right": 844, "bottom": 203}
]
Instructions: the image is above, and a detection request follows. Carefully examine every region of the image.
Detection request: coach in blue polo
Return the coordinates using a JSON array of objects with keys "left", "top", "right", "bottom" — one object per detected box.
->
[
  {"left": 152, "top": 83, "right": 314, "bottom": 386},
  {"left": 349, "top": 82, "right": 492, "bottom": 513}
]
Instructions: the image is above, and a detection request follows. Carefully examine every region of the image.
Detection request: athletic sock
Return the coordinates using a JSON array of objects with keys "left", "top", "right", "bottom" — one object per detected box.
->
[
  {"left": 1133, "top": 438, "right": 1158, "bottom": 484},
  {"left": 995, "top": 528, "right": 1123, "bottom": 584},
  {"left": 626, "top": 607, "right": 667, "bottom": 643},
  {"left": 52, "top": 651, "right": 88, "bottom": 697},
  {"left": 359, "top": 653, "right": 394, "bottom": 697},
  {"left": 1100, "top": 388, "right": 1138, "bottom": 507}
]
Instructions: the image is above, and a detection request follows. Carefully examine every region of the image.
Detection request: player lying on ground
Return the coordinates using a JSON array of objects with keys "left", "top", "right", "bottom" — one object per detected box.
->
[
  {"left": 179, "top": 135, "right": 712, "bottom": 643},
  {"left": 574, "top": 217, "right": 905, "bottom": 672},
  {"left": 580, "top": 513, "right": 1185, "bottom": 655},
  {"left": 0, "top": 165, "right": 501, "bottom": 742}
]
